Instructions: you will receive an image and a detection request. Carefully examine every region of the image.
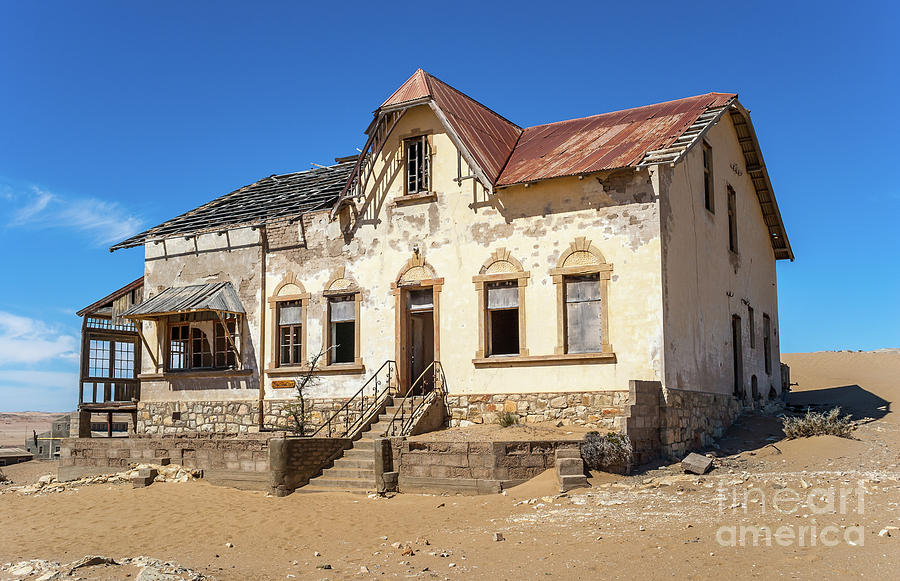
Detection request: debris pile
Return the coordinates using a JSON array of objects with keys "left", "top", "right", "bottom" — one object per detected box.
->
[
  {"left": 1, "top": 463, "right": 200, "bottom": 496},
  {"left": 0, "top": 555, "right": 212, "bottom": 580}
]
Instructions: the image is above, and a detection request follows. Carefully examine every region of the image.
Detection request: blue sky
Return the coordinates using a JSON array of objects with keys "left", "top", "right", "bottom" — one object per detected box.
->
[{"left": 1, "top": 1, "right": 897, "bottom": 411}]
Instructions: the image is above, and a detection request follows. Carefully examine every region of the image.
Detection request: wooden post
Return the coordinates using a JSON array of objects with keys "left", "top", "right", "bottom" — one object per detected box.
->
[{"left": 107, "top": 412, "right": 113, "bottom": 438}]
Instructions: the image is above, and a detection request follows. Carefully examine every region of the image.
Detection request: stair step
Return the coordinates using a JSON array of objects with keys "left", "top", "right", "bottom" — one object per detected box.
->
[
  {"left": 331, "top": 458, "right": 374, "bottom": 469},
  {"left": 308, "top": 478, "right": 373, "bottom": 490},
  {"left": 320, "top": 468, "right": 375, "bottom": 480},
  {"left": 294, "top": 486, "right": 369, "bottom": 495}
]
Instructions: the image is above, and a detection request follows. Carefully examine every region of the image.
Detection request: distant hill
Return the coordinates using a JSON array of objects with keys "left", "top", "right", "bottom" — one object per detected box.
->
[{"left": 0, "top": 412, "right": 68, "bottom": 447}]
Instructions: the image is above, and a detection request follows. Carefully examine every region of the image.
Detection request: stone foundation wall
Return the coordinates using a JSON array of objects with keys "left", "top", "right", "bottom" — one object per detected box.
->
[
  {"left": 137, "top": 399, "right": 354, "bottom": 435},
  {"left": 269, "top": 437, "right": 351, "bottom": 496},
  {"left": 660, "top": 388, "right": 743, "bottom": 458},
  {"left": 58, "top": 434, "right": 272, "bottom": 490},
  {"left": 396, "top": 440, "right": 580, "bottom": 494},
  {"left": 445, "top": 391, "right": 628, "bottom": 430}
]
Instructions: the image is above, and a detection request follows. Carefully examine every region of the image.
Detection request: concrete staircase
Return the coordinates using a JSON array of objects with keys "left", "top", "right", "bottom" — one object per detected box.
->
[{"left": 298, "top": 397, "right": 424, "bottom": 494}]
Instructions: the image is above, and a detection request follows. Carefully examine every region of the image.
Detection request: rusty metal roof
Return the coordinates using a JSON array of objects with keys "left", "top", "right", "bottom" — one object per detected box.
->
[
  {"left": 121, "top": 282, "right": 245, "bottom": 319},
  {"left": 496, "top": 93, "right": 736, "bottom": 186},
  {"left": 379, "top": 70, "right": 522, "bottom": 184}
]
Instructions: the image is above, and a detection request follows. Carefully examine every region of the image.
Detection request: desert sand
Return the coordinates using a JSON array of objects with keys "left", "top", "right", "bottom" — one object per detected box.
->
[
  {"left": 1, "top": 351, "right": 898, "bottom": 580},
  {"left": 0, "top": 412, "right": 64, "bottom": 447}
]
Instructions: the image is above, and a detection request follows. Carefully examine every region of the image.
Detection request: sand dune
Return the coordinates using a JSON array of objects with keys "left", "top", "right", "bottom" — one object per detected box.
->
[
  {"left": 0, "top": 412, "right": 65, "bottom": 447},
  {"left": 0, "top": 352, "right": 897, "bottom": 580}
]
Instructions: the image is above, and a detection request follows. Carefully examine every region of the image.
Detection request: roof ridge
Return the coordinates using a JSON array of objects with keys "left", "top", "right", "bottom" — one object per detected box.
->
[
  {"left": 521, "top": 92, "right": 736, "bottom": 132},
  {"left": 422, "top": 70, "right": 523, "bottom": 131}
]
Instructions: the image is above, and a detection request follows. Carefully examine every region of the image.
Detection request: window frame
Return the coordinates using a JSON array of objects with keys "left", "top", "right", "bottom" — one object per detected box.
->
[
  {"left": 165, "top": 313, "right": 242, "bottom": 373},
  {"left": 404, "top": 134, "right": 431, "bottom": 195},
  {"left": 550, "top": 238, "right": 614, "bottom": 356},
  {"left": 702, "top": 141, "right": 715, "bottom": 213},
  {"left": 727, "top": 185, "right": 739, "bottom": 254},
  {"left": 748, "top": 306, "right": 755, "bottom": 349},
  {"left": 763, "top": 313, "right": 772, "bottom": 375},
  {"left": 472, "top": 249, "right": 529, "bottom": 360},
  {"left": 325, "top": 292, "right": 361, "bottom": 366},
  {"left": 267, "top": 275, "right": 310, "bottom": 372}
]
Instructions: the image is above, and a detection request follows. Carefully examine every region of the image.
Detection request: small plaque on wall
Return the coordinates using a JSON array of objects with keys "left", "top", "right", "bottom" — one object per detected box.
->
[{"left": 272, "top": 380, "right": 295, "bottom": 389}]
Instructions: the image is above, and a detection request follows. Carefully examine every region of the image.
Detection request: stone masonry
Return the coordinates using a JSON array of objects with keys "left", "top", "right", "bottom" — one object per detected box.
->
[{"left": 445, "top": 391, "right": 628, "bottom": 430}]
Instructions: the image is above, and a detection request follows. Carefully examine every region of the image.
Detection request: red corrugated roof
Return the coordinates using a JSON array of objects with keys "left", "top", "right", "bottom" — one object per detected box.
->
[
  {"left": 380, "top": 72, "right": 736, "bottom": 188},
  {"left": 380, "top": 70, "right": 522, "bottom": 184},
  {"left": 496, "top": 93, "right": 736, "bottom": 186}
]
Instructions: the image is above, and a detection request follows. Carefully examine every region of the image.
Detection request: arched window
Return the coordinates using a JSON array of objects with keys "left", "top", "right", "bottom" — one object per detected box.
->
[
  {"left": 323, "top": 268, "right": 362, "bottom": 368},
  {"left": 267, "top": 274, "right": 309, "bottom": 369},
  {"left": 473, "top": 249, "right": 529, "bottom": 359},
  {"left": 550, "top": 238, "right": 613, "bottom": 355}
]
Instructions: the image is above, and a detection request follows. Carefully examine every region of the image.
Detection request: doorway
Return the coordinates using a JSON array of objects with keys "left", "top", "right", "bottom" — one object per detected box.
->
[{"left": 405, "top": 288, "right": 435, "bottom": 394}]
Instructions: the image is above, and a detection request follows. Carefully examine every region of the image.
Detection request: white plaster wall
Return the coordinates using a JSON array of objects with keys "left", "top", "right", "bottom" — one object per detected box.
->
[
  {"left": 138, "top": 104, "right": 668, "bottom": 403},
  {"left": 660, "top": 116, "right": 783, "bottom": 397}
]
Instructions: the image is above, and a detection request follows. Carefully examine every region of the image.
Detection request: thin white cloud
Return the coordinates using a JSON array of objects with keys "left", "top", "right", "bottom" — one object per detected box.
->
[
  {"left": 5, "top": 185, "right": 143, "bottom": 245},
  {"left": 0, "top": 311, "right": 78, "bottom": 365}
]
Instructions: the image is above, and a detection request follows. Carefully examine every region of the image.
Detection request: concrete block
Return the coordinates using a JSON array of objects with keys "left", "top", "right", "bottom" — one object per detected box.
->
[{"left": 681, "top": 452, "right": 713, "bottom": 475}]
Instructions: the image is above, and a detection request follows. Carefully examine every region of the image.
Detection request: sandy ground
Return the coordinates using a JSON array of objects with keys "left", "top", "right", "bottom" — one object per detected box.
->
[
  {"left": 0, "top": 412, "right": 63, "bottom": 447},
  {"left": 1, "top": 351, "right": 898, "bottom": 580}
]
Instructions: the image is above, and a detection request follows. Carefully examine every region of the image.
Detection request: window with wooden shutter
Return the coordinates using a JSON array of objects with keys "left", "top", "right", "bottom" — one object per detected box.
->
[{"left": 564, "top": 274, "right": 603, "bottom": 354}]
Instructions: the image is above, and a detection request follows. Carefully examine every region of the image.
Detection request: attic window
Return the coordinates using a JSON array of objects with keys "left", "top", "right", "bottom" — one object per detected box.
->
[{"left": 405, "top": 135, "right": 430, "bottom": 194}]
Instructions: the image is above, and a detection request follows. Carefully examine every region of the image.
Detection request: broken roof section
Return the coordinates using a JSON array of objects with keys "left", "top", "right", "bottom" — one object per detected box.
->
[
  {"left": 121, "top": 282, "right": 244, "bottom": 319},
  {"left": 110, "top": 162, "right": 354, "bottom": 251},
  {"left": 76, "top": 277, "right": 145, "bottom": 317}
]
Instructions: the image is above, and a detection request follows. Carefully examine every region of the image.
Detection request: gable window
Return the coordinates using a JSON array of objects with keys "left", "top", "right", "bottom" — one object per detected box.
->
[
  {"left": 167, "top": 313, "right": 241, "bottom": 371},
  {"left": 328, "top": 295, "right": 357, "bottom": 364},
  {"left": 763, "top": 314, "right": 772, "bottom": 375},
  {"left": 486, "top": 281, "right": 520, "bottom": 356},
  {"left": 702, "top": 142, "right": 714, "bottom": 213},
  {"left": 727, "top": 185, "right": 738, "bottom": 253},
  {"left": 405, "top": 135, "right": 430, "bottom": 194},
  {"left": 564, "top": 274, "right": 603, "bottom": 354},
  {"left": 277, "top": 300, "right": 303, "bottom": 367}
]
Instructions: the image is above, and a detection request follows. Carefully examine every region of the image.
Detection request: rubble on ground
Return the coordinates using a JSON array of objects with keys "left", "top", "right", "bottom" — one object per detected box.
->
[
  {"left": 0, "top": 463, "right": 201, "bottom": 496},
  {"left": 0, "top": 555, "right": 212, "bottom": 580}
]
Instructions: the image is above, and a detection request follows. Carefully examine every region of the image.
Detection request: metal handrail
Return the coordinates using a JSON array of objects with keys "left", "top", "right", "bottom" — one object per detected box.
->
[
  {"left": 383, "top": 361, "right": 446, "bottom": 437},
  {"left": 309, "top": 360, "right": 396, "bottom": 438}
]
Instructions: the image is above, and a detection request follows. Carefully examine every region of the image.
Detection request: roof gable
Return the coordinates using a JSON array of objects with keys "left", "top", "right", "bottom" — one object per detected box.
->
[{"left": 379, "top": 70, "right": 522, "bottom": 184}]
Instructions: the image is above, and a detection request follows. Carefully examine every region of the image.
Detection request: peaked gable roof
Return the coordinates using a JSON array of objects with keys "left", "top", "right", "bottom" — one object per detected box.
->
[{"left": 380, "top": 70, "right": 522, "bottom": 184}]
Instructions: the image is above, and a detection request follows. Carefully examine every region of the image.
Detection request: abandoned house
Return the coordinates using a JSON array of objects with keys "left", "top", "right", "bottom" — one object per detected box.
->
[{"left": 80, "top": 70, "right": 791, "bottom": 469}]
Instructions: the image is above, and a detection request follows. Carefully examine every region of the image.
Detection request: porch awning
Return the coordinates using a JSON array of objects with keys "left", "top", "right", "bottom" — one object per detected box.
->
[{"left": 120, "top": 282, "right": 245, "bottom": 319}]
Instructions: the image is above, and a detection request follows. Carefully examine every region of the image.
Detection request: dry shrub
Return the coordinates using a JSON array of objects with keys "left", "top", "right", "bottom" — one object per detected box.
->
[
  {"left": 782, "top": 407, "right": 855, "bottom": 439},
  {"left": 580, "top": 431, "right": 633, "bottom": 471},
  {"left": 497, "top": 411, "right": 519, "bottom": 428},
  {"left": 0, "top": 468, "right": 6, "bottom": 483}
]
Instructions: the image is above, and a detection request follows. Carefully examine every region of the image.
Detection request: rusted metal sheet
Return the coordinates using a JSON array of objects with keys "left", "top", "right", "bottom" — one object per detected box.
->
[
  {"left": 381, "top": 69, "right": 431, "bottom": 108},
  {"left": 121, "top": 282, "right": 245, "bottom": 318},
  {"left": 379, "top": 70, "right": 522, "bottom": 185},
  {"left": 427, "top": 74, "right": 521, "bottom": 184},
  {"left": 496, "top": 93, "right": 736, "bottom": 186}
]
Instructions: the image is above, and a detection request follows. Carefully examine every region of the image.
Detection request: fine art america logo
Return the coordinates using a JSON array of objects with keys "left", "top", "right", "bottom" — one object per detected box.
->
[{"left": 715, "top": 481, "right": 866, "bottom": 547}]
